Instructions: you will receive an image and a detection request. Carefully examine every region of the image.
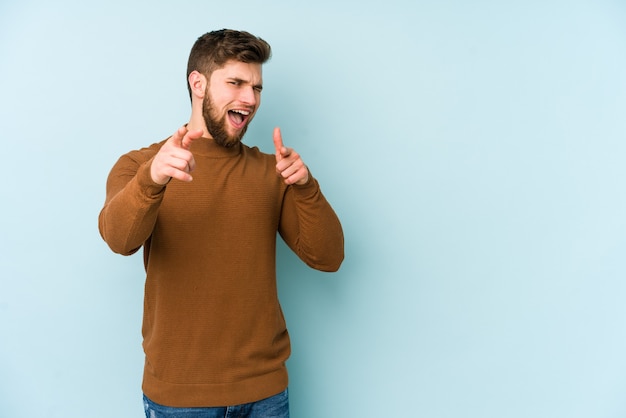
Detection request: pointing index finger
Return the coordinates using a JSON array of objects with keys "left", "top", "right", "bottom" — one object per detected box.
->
[
  {"left": 169, "top": 126, "right": 203, "bottom": 150},
  {"left": 273, "top": 127, "right": 285, "bottom": 161},
  {"left": 168, "top": 126, "right": 188, "bottom": 148}
]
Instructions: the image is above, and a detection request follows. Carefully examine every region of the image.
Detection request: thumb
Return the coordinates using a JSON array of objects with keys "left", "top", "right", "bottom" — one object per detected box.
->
[
  {"left": 181, "top": 128, "right": 203, "bottom": 150},
  {"left": 273, "top": 127, "right": 284, "bottom": 161}
]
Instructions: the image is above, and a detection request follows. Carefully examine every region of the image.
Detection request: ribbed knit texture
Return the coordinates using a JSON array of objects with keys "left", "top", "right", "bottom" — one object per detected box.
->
[{"left": 98, "top": 135, "right": 344, "bottom": 407}]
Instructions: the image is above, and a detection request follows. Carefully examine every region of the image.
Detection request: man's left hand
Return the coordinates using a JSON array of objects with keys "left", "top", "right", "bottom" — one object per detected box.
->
[{"left": 273, "top": 127, "right": 309, "bottom": 185}]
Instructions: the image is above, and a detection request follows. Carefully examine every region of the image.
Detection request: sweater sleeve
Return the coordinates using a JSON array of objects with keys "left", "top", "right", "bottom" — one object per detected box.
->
[
  {"left": 278, "top": 174, "right": 344, "bottom": 272},
  {"left": 98, "top": 149, "right": 166, "bottom": 256}
]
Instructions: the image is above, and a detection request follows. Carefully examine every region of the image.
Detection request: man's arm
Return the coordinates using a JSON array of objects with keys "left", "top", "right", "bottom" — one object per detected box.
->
[
  {"left": 98, "top": 126, "right": 202, "bottom": 255},
  {"left": 278, "top": 176, "right": 344, "bottom": 272},
  {"left": 273, "top": 127, "right": 344, "bottom": 271},
  {"left": 98, "top": 150, "right": 165, "bottom": 255}
]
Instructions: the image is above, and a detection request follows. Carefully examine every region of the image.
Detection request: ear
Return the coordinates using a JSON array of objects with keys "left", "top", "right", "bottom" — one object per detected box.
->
[{"left": 188, "top": 71, "right": 207, "bottom": 99}]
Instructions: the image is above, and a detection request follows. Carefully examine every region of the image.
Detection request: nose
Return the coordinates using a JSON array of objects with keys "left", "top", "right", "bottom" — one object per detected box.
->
[{"left": 239, "top": 86, "right": 258, "bottom": 106}]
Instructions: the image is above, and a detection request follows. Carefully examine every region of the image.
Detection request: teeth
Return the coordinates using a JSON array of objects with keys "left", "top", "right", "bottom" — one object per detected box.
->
[{"left": 231, "top": 109, "right": 250, "bottom": 116}]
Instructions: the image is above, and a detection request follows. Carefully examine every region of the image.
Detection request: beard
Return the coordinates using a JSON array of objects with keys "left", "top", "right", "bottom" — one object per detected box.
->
[{"left": 202, "top": 90, "right": 249, "bottom": 148}]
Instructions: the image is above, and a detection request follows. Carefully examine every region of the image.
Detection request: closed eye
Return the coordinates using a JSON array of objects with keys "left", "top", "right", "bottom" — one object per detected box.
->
[{"left": 226, "top": 78, "right": 262, "bottom": 92}]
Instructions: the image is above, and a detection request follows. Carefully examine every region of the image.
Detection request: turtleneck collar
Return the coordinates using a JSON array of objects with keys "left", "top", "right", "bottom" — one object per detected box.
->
[{"left": 189, "top": 136, "right": 243, "bottom": 158}]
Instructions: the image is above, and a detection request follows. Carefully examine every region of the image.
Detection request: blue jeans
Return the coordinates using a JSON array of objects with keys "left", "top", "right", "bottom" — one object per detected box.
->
[{"left": 143, "top": 389, "right": 289, "bottom": 418}]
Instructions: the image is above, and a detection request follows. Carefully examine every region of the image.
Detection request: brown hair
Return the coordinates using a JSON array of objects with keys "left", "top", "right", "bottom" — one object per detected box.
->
[{"left": 186, "top": 29, "right": 272, "bottom": 99}]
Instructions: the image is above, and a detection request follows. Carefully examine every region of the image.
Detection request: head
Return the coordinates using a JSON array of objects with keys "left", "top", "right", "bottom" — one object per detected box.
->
[{"left": 186, "top": 29, "right": 272, "bottom": 147}]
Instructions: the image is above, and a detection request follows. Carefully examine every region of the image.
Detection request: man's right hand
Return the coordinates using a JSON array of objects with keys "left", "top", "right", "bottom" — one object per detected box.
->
[{"left": 150, "top": 126, "right": 203, "bottom": 184}]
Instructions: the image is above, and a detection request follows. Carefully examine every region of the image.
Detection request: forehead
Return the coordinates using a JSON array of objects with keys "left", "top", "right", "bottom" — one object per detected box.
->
[{"left": 210, "top": 60, "right": 263, "bottom": 83}]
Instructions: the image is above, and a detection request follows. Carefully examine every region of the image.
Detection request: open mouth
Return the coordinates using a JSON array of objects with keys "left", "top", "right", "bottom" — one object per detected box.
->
[{"left": 228, "top": 109, "right": 251, "bottom": 129}]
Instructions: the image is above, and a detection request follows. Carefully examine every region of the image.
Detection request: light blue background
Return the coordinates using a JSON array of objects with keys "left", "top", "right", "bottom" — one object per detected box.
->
[{"left": 1, "top": 1, "right": 626, "bottom": 417}]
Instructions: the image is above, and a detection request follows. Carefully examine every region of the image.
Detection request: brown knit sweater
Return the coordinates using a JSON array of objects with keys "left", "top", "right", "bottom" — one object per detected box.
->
[{"left": 98, "top": 135, "right": 344, "bottom": 407}]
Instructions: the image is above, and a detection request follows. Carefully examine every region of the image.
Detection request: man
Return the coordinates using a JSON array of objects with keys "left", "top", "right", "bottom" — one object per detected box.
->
[{"left": 98, "top": 29, "right": 344, "bottom": 417}]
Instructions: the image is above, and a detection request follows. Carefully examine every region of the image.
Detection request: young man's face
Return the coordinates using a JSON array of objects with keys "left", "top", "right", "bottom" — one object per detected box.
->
[{"left": 203, "top": 60, "right": 263, "bottom": 147}]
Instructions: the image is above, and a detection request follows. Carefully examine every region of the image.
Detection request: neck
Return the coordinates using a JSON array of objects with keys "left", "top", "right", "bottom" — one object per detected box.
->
[{"left": 188, "top": 101, "right": 211, "bottom": 138}]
